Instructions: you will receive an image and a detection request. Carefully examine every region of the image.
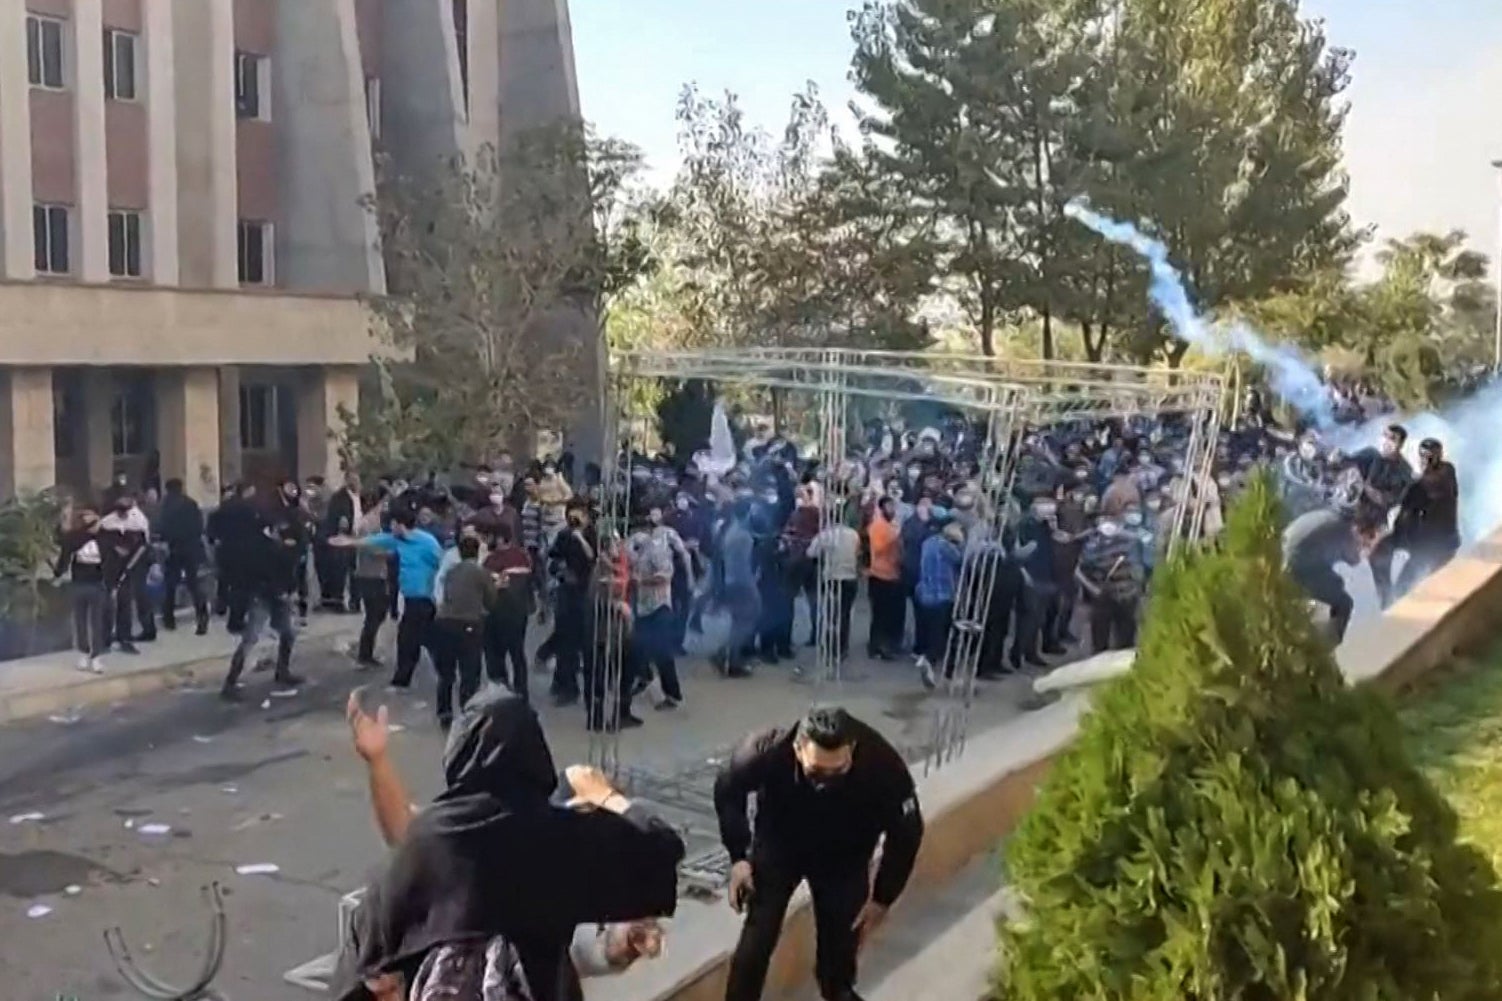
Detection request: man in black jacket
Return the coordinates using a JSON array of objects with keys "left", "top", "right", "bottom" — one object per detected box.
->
[
  {"left": 1393, "top": 437, "right": 1461, "bottom": 598},
  {"left": 1341, "top": 423, "right": 1415, "bottom": 609},
  {"left": 211, "top": 482, "right": 263, "bottom": 633},
  {"left": 158, "top": 479, "right": 209, "bottom": 635},
  {"left": 320, "top": 470, "right": 362, "bottom": 612},
  {"left": 714, "top": 706, "right": 924, "bottom": 1001},
  {"left": 221, "top": 517, "right": 305, "bottom": 701}
]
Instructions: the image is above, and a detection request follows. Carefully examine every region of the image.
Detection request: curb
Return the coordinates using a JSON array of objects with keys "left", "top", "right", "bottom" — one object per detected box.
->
[{"left": 0, "top": 630, "right": 358, "bottom": 726}]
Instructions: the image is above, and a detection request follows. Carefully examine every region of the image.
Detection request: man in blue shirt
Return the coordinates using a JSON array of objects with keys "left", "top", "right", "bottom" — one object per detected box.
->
[
  {"left": 717, "top": 501, "right": 760, "bottom": 678},
  {"left": 352, "top": 510, "right": 444, "bottom": 689},
  {"left": 914, "top": 521, "right": 964, "bottom": 688}
]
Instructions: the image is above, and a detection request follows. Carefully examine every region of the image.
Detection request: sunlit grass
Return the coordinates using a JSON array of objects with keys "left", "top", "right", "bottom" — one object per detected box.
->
[{"left": 1400, "top": 643, "right": 1502, "bottom": 871}]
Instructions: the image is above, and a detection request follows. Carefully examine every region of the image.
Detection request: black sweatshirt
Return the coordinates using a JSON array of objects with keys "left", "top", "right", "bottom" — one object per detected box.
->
[{"left": 713, "top": 717, "right": 924, "bottom": 906}]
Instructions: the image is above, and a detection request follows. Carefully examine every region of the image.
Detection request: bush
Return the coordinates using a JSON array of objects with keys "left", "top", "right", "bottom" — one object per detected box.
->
[{"left": 997, "top": 473, "right": 1502, "bottom": 1000}]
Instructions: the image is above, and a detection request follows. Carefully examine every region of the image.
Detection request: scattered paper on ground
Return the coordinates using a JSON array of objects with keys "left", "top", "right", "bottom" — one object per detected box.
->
[
  {"left": 9, "top": 812, "right": 44, "bottom": 824},
  {"left": 138, "top": 823, "right": 172, "bottom": 836},
  {"left": 26, "top": 904, "right": 52, "bottom": 918},
  {"left": 192, "top": 735, "right": 214, "bottom": 744},
  {"left": 235, "top": 863, "right": 280, "bottom": 876}
]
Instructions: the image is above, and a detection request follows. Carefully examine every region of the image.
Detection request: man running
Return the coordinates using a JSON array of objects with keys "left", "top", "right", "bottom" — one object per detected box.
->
[{"left": 1283, "top": 506, "right": 1363, "bottom": 644}]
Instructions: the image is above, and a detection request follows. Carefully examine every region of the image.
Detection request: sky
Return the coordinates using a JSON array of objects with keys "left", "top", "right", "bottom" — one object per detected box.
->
[{"left": 569, "top": 0, "right": 1502, "bottom": 279}]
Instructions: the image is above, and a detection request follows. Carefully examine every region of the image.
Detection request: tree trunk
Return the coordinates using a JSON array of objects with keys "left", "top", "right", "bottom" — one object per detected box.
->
[
  {"left": 1167, "top": 341, "right": 1190, "bottom": 369},
  {"left": 980, "top": 294, "right": 996, "bottom": 357},
  {"left": 1041, "top": 304, "right": 1054, "bottom": 360}
]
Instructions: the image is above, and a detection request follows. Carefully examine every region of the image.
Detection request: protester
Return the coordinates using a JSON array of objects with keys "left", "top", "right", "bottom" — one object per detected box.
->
[
  {"left": 56, "top": 507, "right": 109, "bottom": 673},
  {"left": 333, "top": 689, "right": 685, "bottom": 1001},
  {"left": 714, "top": 706, "right": 924, "bottom": 1001}
]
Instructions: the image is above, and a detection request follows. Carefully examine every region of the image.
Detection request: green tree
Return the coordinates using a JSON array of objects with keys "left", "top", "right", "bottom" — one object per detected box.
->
[
  {"left": 343, "top": 125, "right": 653, "bottom": 474},
  {"left": 998, "top": 475, "right": 1502, "bottom": 1000}
]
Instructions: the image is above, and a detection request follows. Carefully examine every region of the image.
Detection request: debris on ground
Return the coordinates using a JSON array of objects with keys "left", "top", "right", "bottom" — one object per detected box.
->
[
  {"left": 235, "top": 863, "right": 280, "bottom": 876},
  {"left": 9, "top": 811, "right": 45, "bottom": 824},
  {"left": 46, "top": 709, "right": 83, "bottom": 725},
  {"left": 26, "top": 903, "right": 52, "bottom": 918},
  {"left": 192, "top": 735, "right": 215, "bottom": 744},
  {"left": 138, "top": 823, "right": 172, "bottom": 836}
]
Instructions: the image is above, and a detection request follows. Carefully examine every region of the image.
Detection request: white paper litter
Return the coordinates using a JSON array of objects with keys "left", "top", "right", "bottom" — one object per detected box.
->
[
  {"left": 26, "top": 904, "right": 52, "bottom": 919},
  {"left": 64, "top": 885, "right": 81, "bottom": 896},
  {"left": 124, "top": 819, "right": 135, "bottom": 829},
  {"left": 235, "top": 863, "right": 280, "bottom": 876},
  {"left": 259, "top": 700, "right": 272, "bottom": 710},
  {"left": 192, "top": 735, "right": 214, "bottom": 744},
  {"left": 388, "top": 724, "right": 406, "bottom": 734},
  {"left": 138, "top": 823, "right": 172, "bottom": 836},
  {"left": 221, "top": 786, "right": 239, "bottom": 794},
  {"left": 47, "top": 711, "right": 83, "bottom": 725},
  {"left": 9, "top": 812, "right": 44, "bottom": 824},
  {"left": 269, "top": 689, "right": 300, "bottom": 699}
]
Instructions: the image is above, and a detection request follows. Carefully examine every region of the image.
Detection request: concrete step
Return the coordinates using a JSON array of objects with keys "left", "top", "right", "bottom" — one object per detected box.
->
[{"left": 780, "top": 856, "right": 1013, "bottom": 1001}]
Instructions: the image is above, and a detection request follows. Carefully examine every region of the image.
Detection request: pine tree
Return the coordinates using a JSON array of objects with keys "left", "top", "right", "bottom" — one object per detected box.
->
[{"left": 998, "top": 473, "right": 1502, "bottom": 1000}]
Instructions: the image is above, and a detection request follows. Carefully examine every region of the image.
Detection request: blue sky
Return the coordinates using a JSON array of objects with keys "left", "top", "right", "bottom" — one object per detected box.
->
[{"left": 570, "top": 0, "right": 1502, "bottom": 272}]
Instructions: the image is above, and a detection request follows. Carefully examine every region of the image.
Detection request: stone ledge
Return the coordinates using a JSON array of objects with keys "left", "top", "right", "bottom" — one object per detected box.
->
[{"left": 618, "top": 525, "right": 1502, "bottom": 1001}]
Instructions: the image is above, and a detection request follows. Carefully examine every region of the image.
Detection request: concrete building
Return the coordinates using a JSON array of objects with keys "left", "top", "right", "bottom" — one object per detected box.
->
[{"left": 0, "top": 0, "right": 582, "bottom": 501}]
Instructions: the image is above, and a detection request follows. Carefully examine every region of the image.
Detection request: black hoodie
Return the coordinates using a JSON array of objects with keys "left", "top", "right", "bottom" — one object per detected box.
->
[{"left": 334, "top": 692, "right": 684, "bottom": 1001}]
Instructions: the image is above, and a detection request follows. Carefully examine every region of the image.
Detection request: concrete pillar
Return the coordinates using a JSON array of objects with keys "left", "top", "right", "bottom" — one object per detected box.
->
[
  {"left": 465, "top": 0, "right": 500, "bottom": 157},
  {"left": 157, "top": 368, "right": 221, "bottom": 503},
  {"left": 73, "top": 0, "right": 110, "bottom": 282},
  {"left": 174, "top": 0, "right": 239, "bottom": 289},
  {"left": 0, "top": 0, "right": 35, "bottom": 278},
  {"left": 496, "top": 0, "right": 583, "bottom": 149},
  {"left": 79, "top": 369, "right": 116, "bottom": 494},
  {"left": 295, "top": 366, "right": 358, "bottom": 484},
  {"left": 270, "top": 0, "right": 386, "bottom": 294},
  {"left": 218, "top": 366, "right": 243, "bottom": 486},
  {"left": 378, "top": 0, "right": 467, "bottom": 180},
  {"left": 144, "top": 0, "right": 181, "bottom": 284},
  {"left": 0, "top": 368, "right": 57, "bottom": 496}
]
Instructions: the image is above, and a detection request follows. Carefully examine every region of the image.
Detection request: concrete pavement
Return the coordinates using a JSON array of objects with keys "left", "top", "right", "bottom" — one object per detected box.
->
[
  {"left": 0, "top": 613, "right": 360, "bottom": 724},
  {"left": 0, "top": 607, "right": 1029, "bottom": 1000}
]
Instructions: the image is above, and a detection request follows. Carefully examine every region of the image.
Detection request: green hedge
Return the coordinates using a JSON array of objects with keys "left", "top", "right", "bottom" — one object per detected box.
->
[{"left": 997, "top": 474, "right": 1502, "bottom": 1000}]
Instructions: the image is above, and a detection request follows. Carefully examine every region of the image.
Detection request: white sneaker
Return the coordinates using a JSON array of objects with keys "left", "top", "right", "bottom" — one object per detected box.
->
[
  {"left": 89, "top": 657, "right": 105, "bottom": 674},
  {"left": 76, "top": 654, "right": 91, "bottom": 672}
]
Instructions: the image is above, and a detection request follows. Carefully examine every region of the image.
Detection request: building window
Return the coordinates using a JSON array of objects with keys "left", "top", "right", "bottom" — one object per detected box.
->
[
  {"left": 103, "top": 28, "right": 139, "bottom": 101},
  {"left": 239, "top": 384, "right": 276, "bottom": 451},
  {"left": 111, "top": 390, "right": 147, "bottom": 458},
  {"left": 234, "top": 50, "right": 270, "bottom": 120},
  {"left": 365, "top": 76, "right": 382, "bottom": 140},
  {"left": 108, "top": 210, "right": 143, "bottom": 278},
  {"left": 33, "top": 203, "right": 70, "bottom": 275},
  {"left": 53, "top": 381, "right": 78, "bottom": 461},
  {"left": 237, "top": 219, "right": 273, "bottom": 286},
  {"left": 26, "top": 14, "right": 66, "bottom": 90}
]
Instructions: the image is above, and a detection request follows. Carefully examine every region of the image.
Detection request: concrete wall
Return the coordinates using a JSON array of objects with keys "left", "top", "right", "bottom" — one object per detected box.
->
[
  {"left": 0, "top": 1, "right": 35, "bottom": 278},
  {"left": 270, "top": 0, "right": 384, "bottom": 294},
  {"left": 0, "top": 280, "right": 377, "bottom": 365},
  {"left": 377, "top": 0, "right": 467, "bottom": 179},
  {"left": 173, "top": 0, "right": 237, "bottom": 289},
  {"left": 615, "top": 528, "right": 1502, "bottom": 1001},
  {"left": 495, "top": 0, "right": 582, "bottom": 147}
]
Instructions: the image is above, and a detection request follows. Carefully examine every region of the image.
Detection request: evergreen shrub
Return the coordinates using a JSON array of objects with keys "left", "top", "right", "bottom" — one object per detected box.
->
[{"left": 996, "top": 474, "right": 1502, "bottom": 1000}]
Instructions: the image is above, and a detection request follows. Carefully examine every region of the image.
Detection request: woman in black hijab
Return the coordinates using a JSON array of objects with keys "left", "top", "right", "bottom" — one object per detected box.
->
[{"left": 333, "top": 689, "right": 684, "bottom": 1001}]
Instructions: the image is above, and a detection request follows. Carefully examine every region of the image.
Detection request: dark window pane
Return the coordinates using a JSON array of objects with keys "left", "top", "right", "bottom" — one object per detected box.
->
[
  {"left": 103, "top": 30, "right": 115, "bottom": 98},
  {"left": 42, "top": 21, "right": 63, "bottom": 89},
  {"left": 117, "top": 35, "right": 136, "bottom": 100},
  {"left": 49, "top": 208, "right": 69, "bottom": 273},
  {"left": 126, "top": 214, "right": 141, "bottom": 277},
  {"left": 108, "top": 213, "right": 124, "bottom": 275},
  {"left": 27, "top": 19, "right": 41, "bottom": 85},
  {"left": 33, "top": 205, "right": 47, "bottom": 271},
  {"left": 242, "top": 224, "right": 265, "bottom": 284}
]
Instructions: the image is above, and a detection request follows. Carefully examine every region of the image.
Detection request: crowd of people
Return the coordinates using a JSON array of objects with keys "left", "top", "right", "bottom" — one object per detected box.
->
[{"left": 44, "top": 375, "right": 1464, "bottom": 738}]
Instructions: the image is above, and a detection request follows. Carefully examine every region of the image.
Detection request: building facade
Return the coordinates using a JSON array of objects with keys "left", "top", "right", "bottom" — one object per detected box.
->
[{"left": 0, "top": 0, "right": 582, "bottom": 501}]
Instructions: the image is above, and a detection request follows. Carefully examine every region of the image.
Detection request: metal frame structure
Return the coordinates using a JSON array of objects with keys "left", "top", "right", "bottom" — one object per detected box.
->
[{"left": 591, "top": 348, "right": 1227, "bottom": 787}]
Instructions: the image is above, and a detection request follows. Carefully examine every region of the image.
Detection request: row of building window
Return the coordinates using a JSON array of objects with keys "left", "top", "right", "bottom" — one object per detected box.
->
[
  {"left": 54, "top": 381, "right": 281, "bottom": 460},
  {"left": 25, "top": 13, "right": 381, "bottom": 136},
  {"left": 32, "top": 203, "right": 273, "bottom": 285}
]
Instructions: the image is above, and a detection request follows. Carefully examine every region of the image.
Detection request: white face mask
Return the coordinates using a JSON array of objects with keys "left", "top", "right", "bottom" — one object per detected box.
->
[
  {"left": 488, "top": 493, "right": 505, "bottom": 508},
  {"left": 1098, "top": 520, "right": 1121, "bottom": 537},
  {"left": 675, "top": 497, "right": 690, "bottom": 512},
  {"left": 1299, "top": 443, "right": 1317, "bottom": 461},
  {"left": 1146, "top": 497, "right": 1163, "bottom": 511},
  {"left": 1124, "top": 511, "right": 1144, "bottom": 527}
]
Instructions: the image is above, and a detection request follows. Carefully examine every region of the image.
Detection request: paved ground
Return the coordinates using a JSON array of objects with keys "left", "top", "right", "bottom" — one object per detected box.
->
[{"left": 0, "top": 605, "right": 1030, "bottom": 1001}]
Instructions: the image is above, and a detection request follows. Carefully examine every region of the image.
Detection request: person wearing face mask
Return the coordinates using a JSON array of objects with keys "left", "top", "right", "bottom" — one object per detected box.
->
[
  {"left": 865, "top": 497, "right": 904, "bottom": 660},
  {"left": 1280, "top": 436, "right": 1328, "bottom": 518},
  {"left": 1047, "top": 487, "right": 1092, "bottom": 649},
  {"left": 222, "top": 516, "right": 307, "bottom": 700},
  {"left": 900, "top": 496, "right": 937, "bottom": 661},
  {"left": 274, "top": 479, "right": 314, "bottom": 622},
  {"left": 99, "top": 490, "right": 153, "bottom": 651},
  {"left": 57, "top": 507, "right": 110, "bottom": 673},
  {"left": 1391, "top": 438, "right": 1460, "bottom": 599},
  {"left": 320, "top": 470, "right": 362, "bottom": 613},
  {"left": 715, "top": 706, "right": 924, "bottom": 1001},
  {"left": 1075, "top": 514, "right": 1145, "bottom": 653},
  {"left": 914, "top": 520, "right": 965, "bottom": 688},
  {"left": 1009, "top": 494, "right": 1063, "bottom": 671},
  {"left": 628, "top": 505, "right": 689, "bottom": 710},
  {"left": 1339, "top": 424, "right": 1415, "bottom": 609},
  {"left": 543, "top": 501, "right": 598, "bottom": 705},
  {"left": 157, "top": 478, "right": 210, "bottom": 636}
]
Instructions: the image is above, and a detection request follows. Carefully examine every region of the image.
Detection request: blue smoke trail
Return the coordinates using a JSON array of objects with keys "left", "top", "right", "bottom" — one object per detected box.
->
[{"left": 1063, "top": 200, "right": 1333, "bottom": 426}]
